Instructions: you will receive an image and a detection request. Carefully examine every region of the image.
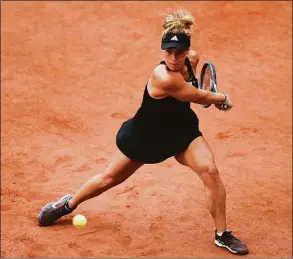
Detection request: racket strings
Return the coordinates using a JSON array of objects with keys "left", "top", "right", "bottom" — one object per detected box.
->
[{"left": 202, "top": 68, "right": 213, "bottom": 91}]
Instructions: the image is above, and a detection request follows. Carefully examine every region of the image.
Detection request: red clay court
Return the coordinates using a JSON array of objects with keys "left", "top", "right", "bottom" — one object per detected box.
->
[{"left": 1, "top": 1, "right": 292, "bottom": 258}]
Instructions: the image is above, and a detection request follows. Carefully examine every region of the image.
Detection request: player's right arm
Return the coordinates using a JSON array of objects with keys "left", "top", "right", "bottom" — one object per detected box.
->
[{"left": 151, "top": 67, "right": 227, "bottom": 105}]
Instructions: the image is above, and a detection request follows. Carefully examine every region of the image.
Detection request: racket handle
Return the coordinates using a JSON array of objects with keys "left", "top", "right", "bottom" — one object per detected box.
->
[{"left": 222, "top": 103, "right": 229, "bottom": 110}]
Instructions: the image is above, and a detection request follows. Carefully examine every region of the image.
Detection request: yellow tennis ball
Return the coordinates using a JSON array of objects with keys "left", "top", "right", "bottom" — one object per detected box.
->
[{"left": 73, "top": 214, "right": 87, "bottom": 228}]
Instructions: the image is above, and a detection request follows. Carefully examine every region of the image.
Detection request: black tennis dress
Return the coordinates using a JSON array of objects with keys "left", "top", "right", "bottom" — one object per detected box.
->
[{"left": 116, "top": 57, "right": 203, "bottom": 164}]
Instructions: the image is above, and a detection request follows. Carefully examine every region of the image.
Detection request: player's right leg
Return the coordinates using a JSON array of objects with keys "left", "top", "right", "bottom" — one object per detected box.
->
[{"left": 38, "top": 150, "right": 144, "bottom": 226}]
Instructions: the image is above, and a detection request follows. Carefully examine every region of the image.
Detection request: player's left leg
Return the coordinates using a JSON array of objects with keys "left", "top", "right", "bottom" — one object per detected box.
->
[{"left": 174, "top": 136, "right": 248, "bottom": 255}]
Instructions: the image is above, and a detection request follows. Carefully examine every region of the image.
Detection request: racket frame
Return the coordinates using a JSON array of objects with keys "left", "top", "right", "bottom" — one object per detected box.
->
[{"left": 198, "top": 62, "right": 228, "bottom": 110}]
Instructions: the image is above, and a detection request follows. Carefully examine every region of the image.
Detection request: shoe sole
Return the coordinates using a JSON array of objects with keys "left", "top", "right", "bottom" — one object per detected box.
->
[
  {"left": 38, "top": 194, "right": 73, "bottom": 226},
  {"left": 215, "top": 240, "right": 248, "bottom": 255}
]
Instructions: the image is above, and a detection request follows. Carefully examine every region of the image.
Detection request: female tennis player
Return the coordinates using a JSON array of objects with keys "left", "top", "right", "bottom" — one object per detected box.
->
[{"left": 38, "top": 10, "right": 248, "bottom": 255}]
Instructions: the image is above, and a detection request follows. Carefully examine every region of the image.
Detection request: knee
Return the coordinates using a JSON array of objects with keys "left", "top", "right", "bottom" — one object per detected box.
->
[
  {"left": 197, "top": 163, "right": 220, "bottom": 185},
  {"left": 100, "top": 172, "right": 126, "bottom": 188},
  {"left": 98, "top": 174, "right": 117, "bottom": 189},
  {"left": 198, "top": 163, "right": 218, "bottom": 176}
]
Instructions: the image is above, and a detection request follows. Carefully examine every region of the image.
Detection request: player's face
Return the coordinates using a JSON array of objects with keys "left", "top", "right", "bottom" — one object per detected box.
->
[{"left": 162, "top": 48, "right": 189, "bottom": 71}]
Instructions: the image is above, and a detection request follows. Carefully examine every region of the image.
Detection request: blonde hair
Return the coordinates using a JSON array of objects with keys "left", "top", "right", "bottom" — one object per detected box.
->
[{"left": 162, "top": 10, "right": 194, "bottom": 37}]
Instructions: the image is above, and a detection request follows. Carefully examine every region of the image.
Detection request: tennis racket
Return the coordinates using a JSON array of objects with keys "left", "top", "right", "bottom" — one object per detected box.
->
[{"left": 198, "top": 62, "right": 228, "bottom": 110}]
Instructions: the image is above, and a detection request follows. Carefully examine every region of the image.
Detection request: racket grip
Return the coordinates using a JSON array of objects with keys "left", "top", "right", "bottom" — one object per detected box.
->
[{"left": 222, "top": 103, "right": 229, "bottom": 110}]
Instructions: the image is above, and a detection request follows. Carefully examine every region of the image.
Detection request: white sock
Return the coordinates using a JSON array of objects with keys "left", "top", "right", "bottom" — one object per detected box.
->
[{"left": 217, "top": 229, "right": 227, "bottom": 236}]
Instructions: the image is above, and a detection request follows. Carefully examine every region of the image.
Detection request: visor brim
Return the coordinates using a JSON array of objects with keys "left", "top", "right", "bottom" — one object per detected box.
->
[{"left": 161, "top": 42, "right": 189, "bottom": 50}]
